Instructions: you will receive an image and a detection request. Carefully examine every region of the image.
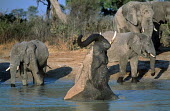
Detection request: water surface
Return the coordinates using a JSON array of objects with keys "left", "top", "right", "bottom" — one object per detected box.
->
[{"left": 0, "top": 79, "right": 170, "bottom": 111}]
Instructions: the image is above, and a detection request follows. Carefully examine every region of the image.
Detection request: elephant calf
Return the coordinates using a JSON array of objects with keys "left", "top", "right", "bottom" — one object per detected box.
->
[
  {"left": 102, "top": 31, "right": 156, "bottom": 84},
  {"left": 8, "top": 40, "right": 49, "bottom": 87}
]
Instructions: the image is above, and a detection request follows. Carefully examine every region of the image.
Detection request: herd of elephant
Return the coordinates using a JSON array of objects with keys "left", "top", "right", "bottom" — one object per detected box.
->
[{"left": 6, "top": 1, "right": 170, "bottom": 87}]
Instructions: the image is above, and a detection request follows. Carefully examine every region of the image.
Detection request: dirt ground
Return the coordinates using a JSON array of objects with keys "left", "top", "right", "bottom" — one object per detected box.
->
[
  {"left": 46, "top": 47, "right": 170, "bottom": 82},
  {"left": 0, "top": 46, "right": 170, "bottom": 84}
]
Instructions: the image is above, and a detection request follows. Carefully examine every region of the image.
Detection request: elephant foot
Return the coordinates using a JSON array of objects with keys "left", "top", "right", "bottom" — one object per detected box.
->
[
  {"left": 35, "top": 82, "right": 44, "bottom": 86},
  {"left": 151, "top": 72, "right": 155, "bottom": 76},
  {"left": 11, "top": 84, "right": 16, "bottom": 87},
  {"left": 117, "top": 77, "right": 124, "bottom": 84},
  {"left": 22, "top": 80, "right": 28, "bottom": 86},
  {"left": 23, "top": 84, "right": 28, "bottom": 86},
  {"left": 131, "top": 77, "right": 139, "bottom": 83}
]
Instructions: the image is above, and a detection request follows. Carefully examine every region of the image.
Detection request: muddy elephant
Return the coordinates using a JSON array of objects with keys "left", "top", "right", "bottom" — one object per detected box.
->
[
  {"left": 9, "top": 40, "right": 49, "bottom": 87},
  {"left": 102, "top": 31, "right": 156, "bottom": 84},
  {"left": 113, "top": 1, "right": 154, "bottom": 38},
  {"left": 78, "top": 34, "right": 111, "bottom": 88},
  {"left": 150, "top": 1, "right": 170, "bottom": 50},
  {"left": 67, "top": 34, "right": 118, "bottom": 100}
]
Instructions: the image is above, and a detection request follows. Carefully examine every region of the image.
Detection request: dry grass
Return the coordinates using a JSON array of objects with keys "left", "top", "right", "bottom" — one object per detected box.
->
[
  {"left": 0, "top": 41, "right": 18, "bottom": 59},
  {"left": 0, "top": 39, "right": 71, "bottom": 60}
]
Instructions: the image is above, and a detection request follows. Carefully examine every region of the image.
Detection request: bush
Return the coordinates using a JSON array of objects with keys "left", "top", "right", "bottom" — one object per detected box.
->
[
  {"left": 160, "top": 23, "right": 170, "bottom": 47},
  {"left": 0, "top": 10, "right": 114, "bottom": 50}
]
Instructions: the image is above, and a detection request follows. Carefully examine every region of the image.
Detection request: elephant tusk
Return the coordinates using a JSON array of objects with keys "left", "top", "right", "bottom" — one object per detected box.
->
[
  {"left": 150, "top": 53, "right": 156, "bottom": 58},
  {"left": 6, "top": 66, "right": 19, "bottom": 71},
  {"left": 110, "top": 31, "right": 117, "bottom": 44},
  {"left": 6, "top": 67, "right": 10, "bottom": 71},
  {"left": 154, "top": 28, "right": 158, "bottom": 32},
  {"left": 17, "top": 66, "right": 19, "bottom": 71},
  {"left": 142, "top": 28, "right": 145, "bottom": 33}
]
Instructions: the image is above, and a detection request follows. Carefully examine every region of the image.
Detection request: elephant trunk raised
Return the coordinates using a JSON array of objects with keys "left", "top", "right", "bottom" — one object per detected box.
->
[
  {"left": 65, "top": 34, "right": 118, "bottom": 101},
  {"left": 78, "top": 34, "right": 102, "bottom": 47},
  {"left": 78, "top": 34, "right": 111, "bottom": 51}
]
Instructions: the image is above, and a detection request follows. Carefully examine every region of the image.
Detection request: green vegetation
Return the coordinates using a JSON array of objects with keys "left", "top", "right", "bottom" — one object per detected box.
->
[{"left": 0, "top": 0, "right": 169, "bottom": 50}]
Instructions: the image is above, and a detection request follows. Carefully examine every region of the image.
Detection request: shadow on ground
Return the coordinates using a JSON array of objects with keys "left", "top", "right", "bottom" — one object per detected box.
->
[
  {"left": 0, "top": 62, "right": 10, "bottom": 84},
  {"left": 45, "top": 66, "right": 72, "bottom": 83},
  {"left": 108, "top": 60, "right": 169, "bottom": 81},
  {"left": 156, "top": 47, "right": 170, "bottom": 55}
]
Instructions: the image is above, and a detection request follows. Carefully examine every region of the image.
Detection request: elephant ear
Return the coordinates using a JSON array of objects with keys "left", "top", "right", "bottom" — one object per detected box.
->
[
  {"left": 152, "top": 2, "right": 166, "bottom": 22},
  {"left": 122, "top": 3, "right": 137, "bottom": 26},
  {"left": 128, "top": 34, "right": 142, "bottom": 55}
]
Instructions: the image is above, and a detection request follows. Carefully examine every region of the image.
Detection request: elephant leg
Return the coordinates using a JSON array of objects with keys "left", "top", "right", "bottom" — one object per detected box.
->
[
  {"left": 130, "top": 56, "right": 139, "bottom": 83},
  {"left": 43, "top": 63, "right": 47, "bottom": 77},
  {"left": 10, "top": 64, "right": 17, "bottom": 87},
  {"left": 20, "top": 63, "right": 28, "bottom": 86},
  {"left": 150, "top": 56, "right": 156, "bottom": 76},
  {"left": 32, "top": 68, "right": 43, "bottom": 85},
  {"left": 117, "top": 58, "right": 128, "bottom": 84}
]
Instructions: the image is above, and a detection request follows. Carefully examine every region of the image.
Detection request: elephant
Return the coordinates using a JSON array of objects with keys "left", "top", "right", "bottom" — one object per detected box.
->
[
  {"left": 101, "top": 31, "right": 156, "bottom": 84},
  {"left": 67, "top": 34, "right": 118, "bottom": 100},
  {"left": 113, "top": 1, "right": 154, "bottom": 38},
  {"left": 113, "top": 1, "right": 156, "bottom": 80},
  {"left": 149, "top": 1, "right": 170, "bottom": 50},
  {"left": 8, "top": 40, "right": 49, "bottom": 87},
  {"left": 78, "top": 34, "right": 111, "bottom": 89}
]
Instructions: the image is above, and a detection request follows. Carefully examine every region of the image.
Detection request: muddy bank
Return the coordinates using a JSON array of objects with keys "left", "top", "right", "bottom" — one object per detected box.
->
[{"left": 0, "top": 47, "right": 170, "bottom": 84}]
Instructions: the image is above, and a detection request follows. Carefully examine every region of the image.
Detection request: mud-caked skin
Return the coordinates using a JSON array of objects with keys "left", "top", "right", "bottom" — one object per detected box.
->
[
  {"left": 76, "top": 34, "right": 118, "bottom": 100},
  {"left": 9, "top": 40, "right": 49, "bottom": 87}
]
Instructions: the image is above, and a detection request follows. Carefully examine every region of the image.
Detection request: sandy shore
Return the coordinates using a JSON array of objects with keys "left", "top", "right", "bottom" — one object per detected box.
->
[{"left": 0, "top": 47, "right": 170, "bottom": 84}]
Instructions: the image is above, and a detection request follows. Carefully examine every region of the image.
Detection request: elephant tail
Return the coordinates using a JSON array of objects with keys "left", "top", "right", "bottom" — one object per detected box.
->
[{"left": 77, "top": 34, "right": 102, "bottom": 48}]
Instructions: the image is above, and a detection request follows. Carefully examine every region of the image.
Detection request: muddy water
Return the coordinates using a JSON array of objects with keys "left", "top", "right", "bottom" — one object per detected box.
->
[{"left": 0, "top": 79, "right": 170, "bottom": 111}]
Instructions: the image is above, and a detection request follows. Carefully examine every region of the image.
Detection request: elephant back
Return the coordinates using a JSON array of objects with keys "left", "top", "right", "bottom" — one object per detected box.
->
[
  {"left": 30, "top": 40, "right": 49, "bottom": 66},
  {"left": 102, "top": 31, "right": 131, "bottom": 62}
]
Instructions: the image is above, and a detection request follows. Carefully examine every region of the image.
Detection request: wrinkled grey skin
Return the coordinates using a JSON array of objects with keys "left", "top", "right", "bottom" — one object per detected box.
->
[
  {"left": 102, "top": 31, "right": 156, "bottom": 83},
  {"left": 10, "top": 40, "right": 49, "bottom": 87},
  {"left": 113, "top": 1, "right": 154, "bottom": 38},
  {"left": 150, "top": 1, "right": 170, "bottom": 49},
  {"left": 113, "top": 1, "right": 155, "bottom": 80},
  {"left": 76, "top": 34, "right": 117, "bottom": 100},
  {"left": 78, "top": 34, "right": 111, "bottom": 88}
]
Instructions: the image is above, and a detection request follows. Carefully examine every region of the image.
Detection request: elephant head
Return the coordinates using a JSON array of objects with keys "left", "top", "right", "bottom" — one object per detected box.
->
[
  {"left": 151, "top": 1, "right": 170, "bottom": 23},
  {"left": 128, "top": 33, "right": 156, "bottom": 58},
  {"left": 150, "top": 1, "right": 170, "bottom": 50},
  {"left": 122, "top": 1, "right": 154, "bottom": 38}
]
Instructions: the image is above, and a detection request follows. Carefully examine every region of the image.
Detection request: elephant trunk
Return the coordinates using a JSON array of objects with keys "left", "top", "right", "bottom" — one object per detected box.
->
[
  {"left": 141, "top": 17, "right": 154, "bottom": 39},
  {"left": 77, "top": 34, "right": 101, "bottom": 47}
]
